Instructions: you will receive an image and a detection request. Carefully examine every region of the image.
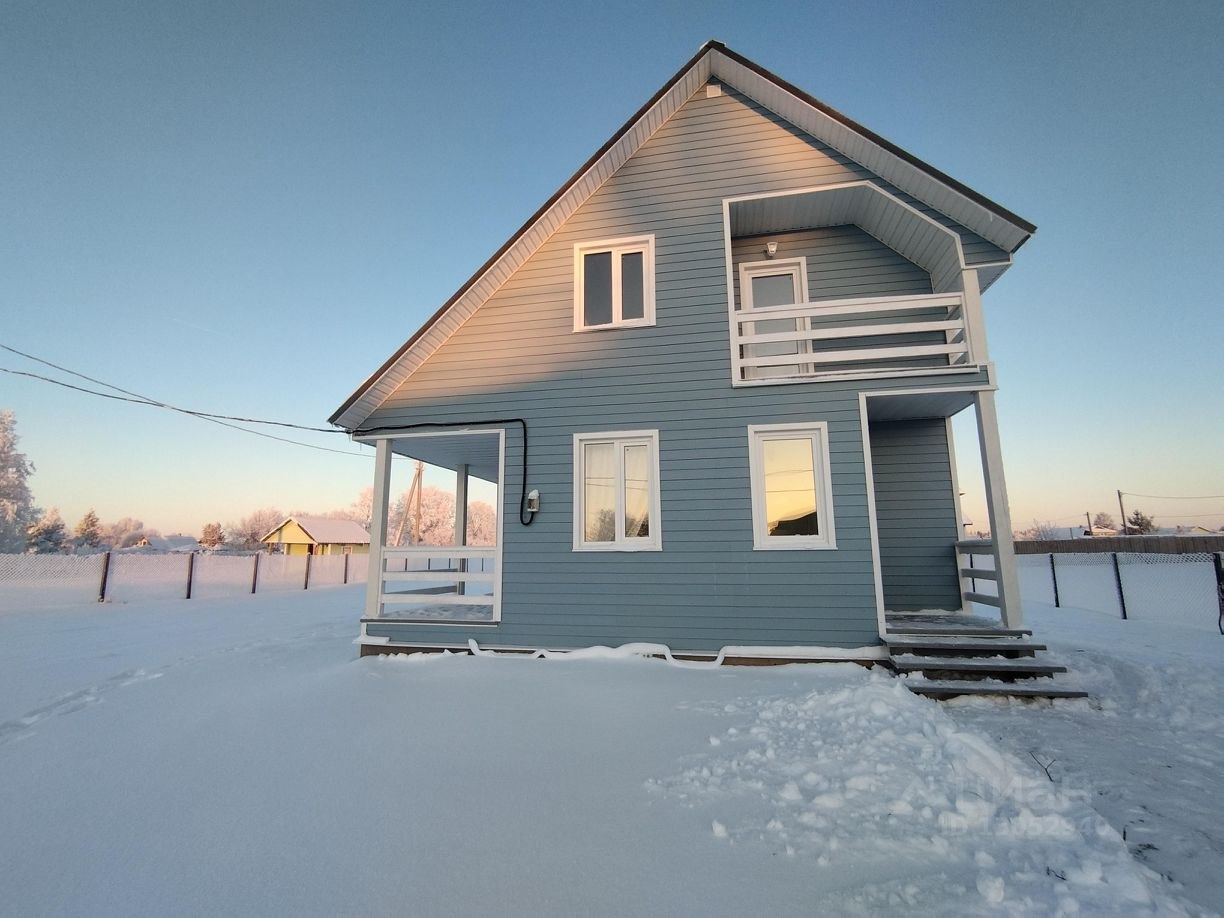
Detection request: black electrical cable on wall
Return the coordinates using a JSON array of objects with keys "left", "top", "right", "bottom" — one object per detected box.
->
[{"left": 352, "top": 419, "right": 535, "bottom": 526}]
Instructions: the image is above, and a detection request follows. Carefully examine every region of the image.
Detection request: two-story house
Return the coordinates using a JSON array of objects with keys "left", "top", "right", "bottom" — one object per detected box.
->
[{"left": 332, "top": 41, "right": 1033, "bottom": 662}]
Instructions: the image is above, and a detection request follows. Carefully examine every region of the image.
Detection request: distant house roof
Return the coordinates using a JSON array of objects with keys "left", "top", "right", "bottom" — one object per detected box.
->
[
  {"left": 330, "top": 39, "right": 1035, "bottom": 431},
  {"left": 133, "top": 534, "right": 201, "bottom": 552},
  {"left": 261, "top": 515, "right": 371, "bottom": 545}
]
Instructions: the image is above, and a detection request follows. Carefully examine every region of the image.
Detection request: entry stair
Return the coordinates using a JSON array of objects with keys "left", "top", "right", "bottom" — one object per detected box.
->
[{"left": 884, "top": 611, "right": 1087, "bottom": 701}]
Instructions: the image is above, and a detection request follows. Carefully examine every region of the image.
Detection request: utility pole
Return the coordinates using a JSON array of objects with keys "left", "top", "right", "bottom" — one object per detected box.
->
[
  {"left": 392, "top": 460, "right": 424, "bottom": 547},
  {"left": 1085, "top": 511, "right": 1093, "bottom": 536},
  {"left": 1117, "top": 490, "right": 1129, "bottom": 535},
  {"left": 412, "top": 460, "right": 423, "bottom": 544}
]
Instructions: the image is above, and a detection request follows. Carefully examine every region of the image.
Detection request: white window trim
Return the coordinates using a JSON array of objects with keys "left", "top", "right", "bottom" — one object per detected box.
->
[
  {"left": 572, "top": 429, "right": 662, "bottom": 552},
  {"left": 573, "top": 235, "right": 656, "bottom": 331},
  {"left": 747, "top": 421, "right": 837, "bottom": 550}
]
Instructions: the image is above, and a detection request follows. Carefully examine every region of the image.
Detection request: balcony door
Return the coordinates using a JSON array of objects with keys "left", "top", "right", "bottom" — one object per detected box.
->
[{"left": 739, "top": 258, "right": 809, "bottom": 380}]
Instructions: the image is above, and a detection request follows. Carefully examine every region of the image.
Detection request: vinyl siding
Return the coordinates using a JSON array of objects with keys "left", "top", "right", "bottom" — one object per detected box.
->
[
  {"left": 359, "top": 84, "right": 991, "bottom": 652},
  {"left": 730, "top": 225, "right": 932, "bottom": 304},
  {"left": 868, "top": 419, "right": 962, "bottom": 611}
]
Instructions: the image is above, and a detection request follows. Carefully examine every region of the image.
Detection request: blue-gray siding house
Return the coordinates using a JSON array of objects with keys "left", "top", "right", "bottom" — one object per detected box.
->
[{"left": 332, "top": 41, "right": 1033, "bottom": 661}]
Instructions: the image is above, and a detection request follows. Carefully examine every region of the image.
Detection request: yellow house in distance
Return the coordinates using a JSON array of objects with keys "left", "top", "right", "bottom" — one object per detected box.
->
[{"left": 260, "top": 515, "right": 371, "bottom": 557}]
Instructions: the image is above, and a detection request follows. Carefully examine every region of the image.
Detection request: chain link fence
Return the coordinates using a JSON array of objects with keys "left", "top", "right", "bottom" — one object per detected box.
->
[
  {"left": 1009, "top": 551, "right": 1223, "bottom": 634},
  {"left": 0, "top": 551, "right": 370, "bottom": 610}
]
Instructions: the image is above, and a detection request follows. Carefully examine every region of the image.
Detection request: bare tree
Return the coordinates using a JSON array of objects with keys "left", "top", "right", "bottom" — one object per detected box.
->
[
  {"left": 1019, "top": 520, "right": 1063, "bottom": 541},
  {"left": 327, "top": 488, "right": 373, "bottom": 530},
  {"left": 104, "top": 517, "right": 146, "bottom": 549},
  {"left": 1092, "top": 512, "right": 1115, "bottom": 531},
  {"left": 227, "top": 508, "right": 284, "bottom": 550},
  {"left": 466, "top": 499, "right": 497, "bottom": 546}
]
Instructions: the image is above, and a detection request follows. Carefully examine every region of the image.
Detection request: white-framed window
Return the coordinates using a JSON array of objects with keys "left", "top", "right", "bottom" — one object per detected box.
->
[
  {"left": 574, "top": 235, "right": 656, "bottom": 331},
  {"left": 747, "top": 422, "right": 836, "bottom": 550},
  {"left": 738, "top": 257, "right": 810, "bottom": 379},
  {"left": 572, "top": 430, "right": 662, "bottom": 551}
]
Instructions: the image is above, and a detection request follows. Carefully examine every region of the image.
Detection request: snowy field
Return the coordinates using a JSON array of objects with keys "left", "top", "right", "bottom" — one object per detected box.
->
[{"left": 1, "top": 588, "right": 1220, "bottom": 916}]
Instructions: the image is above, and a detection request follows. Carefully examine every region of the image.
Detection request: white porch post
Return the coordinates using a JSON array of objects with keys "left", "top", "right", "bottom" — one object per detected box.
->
[
  {"left": 974, "top": 390, "right": 1023, "bottom": 628},
  {"left": 364, "top": 438, "right": 393, "bottom": 618},
  {"left": 454, "top": 463, "right": 469, "bottom": 596},
  {"left": 959, "top": 268, "right": 990, "bottom": 365}
]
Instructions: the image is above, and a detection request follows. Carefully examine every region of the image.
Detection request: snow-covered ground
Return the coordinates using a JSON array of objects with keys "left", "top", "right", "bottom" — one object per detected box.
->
[{"left": 0, "top": 588, "right": 1219, "bottom": 916}]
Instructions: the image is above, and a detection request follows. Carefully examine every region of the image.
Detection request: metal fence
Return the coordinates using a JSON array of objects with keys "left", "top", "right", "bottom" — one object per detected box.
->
[
  {"left": 0, "top": 551, "right": 370, "bottom": 610},
  {"left": 965, "top": 549, "right": 1224, "bottom": 634}
]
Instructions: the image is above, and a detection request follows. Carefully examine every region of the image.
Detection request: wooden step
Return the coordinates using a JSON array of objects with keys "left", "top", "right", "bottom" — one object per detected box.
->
[
  {"left": 887, "top": 624, "right": 1032, "bottom": 638},
  {"left": 890, "top": 656, "right": 1065, "bottom": 678},
  {"left": 886, "top": 636, "right": 1046, "bottom": 657},
  {"left": 906, "top": 680, "right": 1088, "bottom": 701}
]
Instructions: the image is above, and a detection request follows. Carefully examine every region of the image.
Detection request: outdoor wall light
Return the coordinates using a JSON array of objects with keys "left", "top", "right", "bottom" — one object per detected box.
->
[{"left": 765, "top": 241, "right": 778, "bottom": 258}]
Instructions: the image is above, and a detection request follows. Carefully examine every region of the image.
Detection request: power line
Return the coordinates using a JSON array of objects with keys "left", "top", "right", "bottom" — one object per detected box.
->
[
  {"left": 0, "top": 364, "right": 370, "bottom": 459},
  {"left": 1, "top": 342, "right": 340, "bottom": 432}
]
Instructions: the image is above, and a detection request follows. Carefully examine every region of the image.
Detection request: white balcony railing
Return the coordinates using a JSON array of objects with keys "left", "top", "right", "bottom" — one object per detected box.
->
[
  {"left": 731, "top": 292, "right": 976, "bottom": 384},
  {"left": 374, "top": 545, "right": 498, "bottom": 622}
]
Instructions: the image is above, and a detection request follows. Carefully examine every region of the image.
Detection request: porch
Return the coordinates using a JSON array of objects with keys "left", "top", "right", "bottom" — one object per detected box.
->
[
  {"left": 354, "top": 427, "right": 504, "bottom": 626},
  {"left": 861, "top": 386, "right": 1023, "bottom": 631}
]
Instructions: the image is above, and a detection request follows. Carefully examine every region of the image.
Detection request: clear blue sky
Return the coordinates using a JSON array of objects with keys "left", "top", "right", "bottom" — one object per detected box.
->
[{"left": 2, "top": 0, "right": 1221, "bottom": 536}]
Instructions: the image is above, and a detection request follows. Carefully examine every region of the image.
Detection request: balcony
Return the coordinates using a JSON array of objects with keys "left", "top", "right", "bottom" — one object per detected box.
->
[{"left": 730, "top": 291, "right": 978, "bottom": 385}]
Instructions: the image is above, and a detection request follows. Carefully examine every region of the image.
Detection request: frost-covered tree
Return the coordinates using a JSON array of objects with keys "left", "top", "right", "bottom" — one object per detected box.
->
[
  {"left": 73, "top": 509, "right": 102, "bottom": 547},
  {"left": 199, "top": 522, "right": 225, "bottom": 549},
  {"left": 466, "top": 499, "right": 497, "bottom": 546},
  {"left": 328, "top": 488, "right": 373, "bottom": 531},
  {"left": 1092, "top": 512, "right": 1115, "bottom": 531},
  {"left": 26, "top": 508, "right": 66, "bottom": 553},
  {"left": 0, "top": 410, "right": 37, "bottom": 553},
  {"left": 1019, "top": 520, "right": 1062, "bottom": 541},
  {"left": 104, "top": 517, "right": 145, "bottom": 549},
  {"left": 227, "top": 508, "right": 284, "bottom": 550},
  {"left": 1125, "top": 509, "right": 1156, "bottom": 534}
]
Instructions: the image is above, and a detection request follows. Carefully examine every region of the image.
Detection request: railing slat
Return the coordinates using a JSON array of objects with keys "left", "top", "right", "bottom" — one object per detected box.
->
[
  {"left": 382, "top": 546, "right": 496, "bottom": 559},
  {"left": 744, "top": 342, "right": 967, "bottom": 369},
  {"left": 383, "top": 570, "right": 494, "bottom": 583},
  {"left": 739, "top": 319, "right": 965, "bottom": 347},
  {"left": 380, "top": 593, "right": 495, "bottom": 606}
]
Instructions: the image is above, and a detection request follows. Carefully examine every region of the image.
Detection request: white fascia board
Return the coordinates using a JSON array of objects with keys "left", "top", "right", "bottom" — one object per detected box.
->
[{"left": 706, "top": 50, "right": 1030, "bottom": 254}]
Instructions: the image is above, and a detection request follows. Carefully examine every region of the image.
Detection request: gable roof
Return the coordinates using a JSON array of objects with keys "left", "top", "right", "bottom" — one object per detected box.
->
[
  {"left": 261, "top": 515, "right": 371, "bottom": 545},
  {"left": 331, "top": 40, "right": 1035, "bottom": 431}
]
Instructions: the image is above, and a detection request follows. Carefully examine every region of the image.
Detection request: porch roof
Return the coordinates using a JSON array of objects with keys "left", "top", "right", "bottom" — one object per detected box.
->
[{"left": 360, "top": 429, "right": 501, "bottom": 483}]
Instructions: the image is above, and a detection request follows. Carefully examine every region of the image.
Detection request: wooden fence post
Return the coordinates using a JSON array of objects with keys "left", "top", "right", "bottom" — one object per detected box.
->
[
  {"left": 185, "top": 552, "right": 196, "bottom": 600},
  {"left": 343, "top": 552, "right": 349, "bottom": 585},
  {"left": 97, "top": 551, "right": 111, "bottom": 603},
  {"left": 1111, "top": 552, "right": 1127, "bottom": 620},
  {"left": 1214, "top": 553, "right": 1224, "bottom": 636},
  {"left": 303, "top": 553, "right": 312, "bottom": 590},
  {"left": 250, "top": 552, "right": 260, "bottom": 594},
  {"left": 1049, "top": 553, "right": 1060, "bottom": 607}
]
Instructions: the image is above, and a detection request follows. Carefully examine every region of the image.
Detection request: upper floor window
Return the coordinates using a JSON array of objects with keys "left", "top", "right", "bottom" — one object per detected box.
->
[{"left": 574, "top": 235, "right": 655, "bottom": 330}]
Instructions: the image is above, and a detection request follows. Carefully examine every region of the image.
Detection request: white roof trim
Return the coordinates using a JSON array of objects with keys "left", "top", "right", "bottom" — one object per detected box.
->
[{"left": 331, "top": 42, "right": 1031, "bottom": 431}]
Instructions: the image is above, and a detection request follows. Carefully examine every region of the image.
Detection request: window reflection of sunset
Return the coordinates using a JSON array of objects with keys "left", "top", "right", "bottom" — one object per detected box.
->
[{"left": 762, "top": 437, "right": 818, "bottom": 533}]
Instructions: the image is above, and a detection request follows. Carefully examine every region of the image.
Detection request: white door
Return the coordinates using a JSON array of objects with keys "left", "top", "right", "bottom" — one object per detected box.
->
[{"left": 739, "top": 258, "right": 809, "bottom": 380}]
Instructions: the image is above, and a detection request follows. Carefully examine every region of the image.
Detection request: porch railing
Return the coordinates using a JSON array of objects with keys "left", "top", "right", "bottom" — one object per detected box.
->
[
  {"left": 374, "top": 545, "right": 498, "bottom": 622},
  {"left": 955, "top": 540, "right": 1002, "bottom": 610},
  {"left": 731, "top": 292, "right": 975, "bottom": 383}
]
